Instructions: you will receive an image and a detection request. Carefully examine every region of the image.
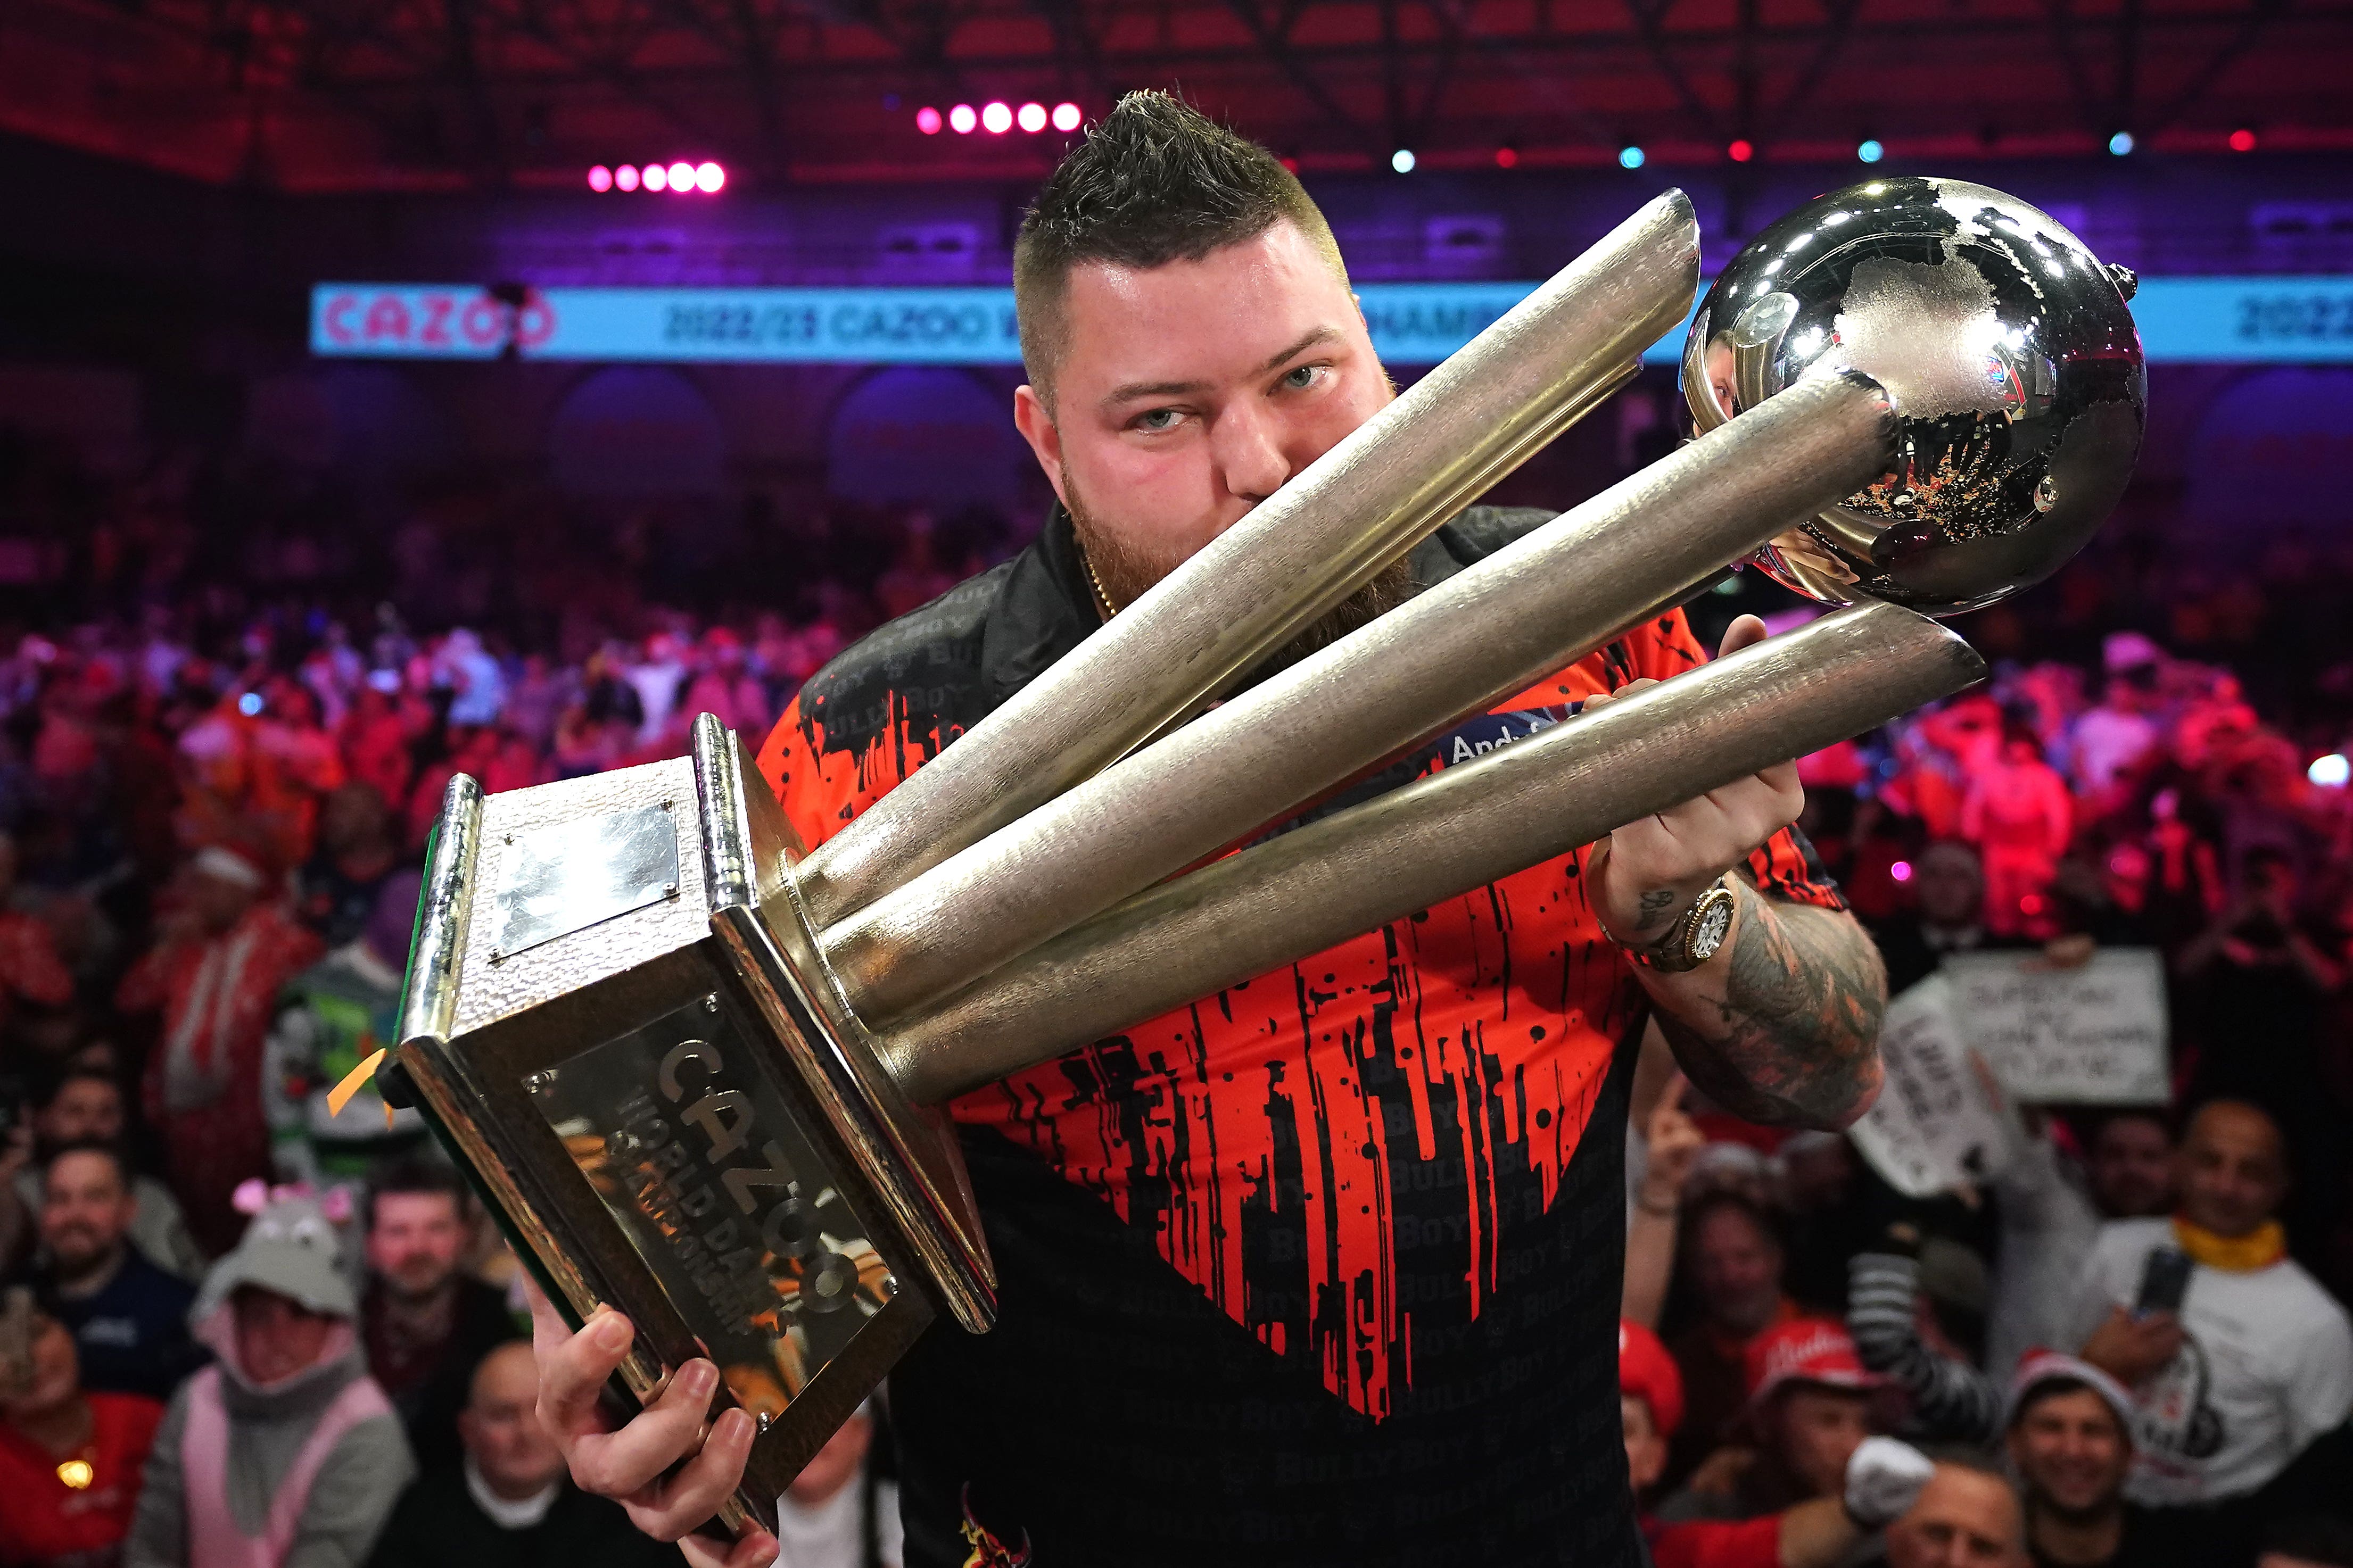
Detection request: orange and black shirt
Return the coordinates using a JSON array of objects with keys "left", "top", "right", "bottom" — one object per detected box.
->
[{"left": 757, "top": 505, "right": 1843, "bottom": 1566}]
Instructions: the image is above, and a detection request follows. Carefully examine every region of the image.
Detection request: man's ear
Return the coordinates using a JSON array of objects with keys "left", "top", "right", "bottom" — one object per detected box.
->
[{"left": 1014, "top": 384, "right": 1070, "bottom": 511}]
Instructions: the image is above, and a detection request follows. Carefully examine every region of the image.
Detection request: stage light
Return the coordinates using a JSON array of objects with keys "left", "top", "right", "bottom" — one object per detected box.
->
[
  {"left": 1856, "top": 138, "right": 1884, "bottom": 163},
  {"left": 1890, "top": 860, "right": 1912, "bottom": 883},
  {"left": 1494, "top": 145, "right": 1518, "bottom": 169},
  {"left": 2311, "top": 753, "right": 2350, "bottom": 788},
  {"left": 2108, "top": 130, "right": 2134, "bottom": 155},
  {"left": 614, "top": 164, "right": 640, "bottom": 190},
  {"left": 917, "top": 106, "right": 943, "bottom": 135},
  {"left": 238, "top": 692, "right": 264, "bottom": 717},
  {"left": 588, "top": 164, "right": 613, "bottom": 192},
  {"left": 642, "top": 162, "right": 667, "bottom": 190},
  {"left": 1728, "top": 138, "right": 1754, "bottom": 163},
  {"left": 2230, "top": 127, "right": 2257, "bottom": 153},
  {"left": 981, "top": 101, "right": 1012, "bottom": 133},
  {"left": 1052, "top": 102, "right": 1083, "bottom": 131},
  {"left": 666, "top": 161, "right": 696, "bottom": 190},
  {"left": 1617, "top": 144, "right": 1645, "bottom": 170},
  {"left": 1017, "top": 102, "right": 1047, "bottom": 132},
  {"left": 949, "top": 103, "right": 977, "bottom": 134},
  {"left": 695, "top": 161, "right": 725, "bottom": 192},
  {"left": 1391, "top": 148, "right": 1416, "bottom": 173}
]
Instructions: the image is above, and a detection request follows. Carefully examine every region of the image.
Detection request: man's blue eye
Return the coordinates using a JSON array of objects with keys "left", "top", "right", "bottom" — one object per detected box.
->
[{"left": 1285, "top": 366, "right": 1319, "bottom": 388}]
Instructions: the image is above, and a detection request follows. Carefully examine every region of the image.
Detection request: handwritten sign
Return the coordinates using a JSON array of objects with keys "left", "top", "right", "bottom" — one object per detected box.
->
[
  {"left": 1941, "top": 948, "right": 2170, "bottom": 1105},
  {"left": 1849, "top": 976, "right": 2013, "bottom": 1199}
]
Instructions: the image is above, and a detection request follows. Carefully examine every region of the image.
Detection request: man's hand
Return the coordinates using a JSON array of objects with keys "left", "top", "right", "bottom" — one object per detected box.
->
[
  {"left": 2081, "top": 1306, "right": 2185, "bottom": 1387},
  {"left": 527, "top": 1286, "right": 776, "bottom": 1568},
  {"left": 1637, "top": 1074, "right": 1703, "bottom": 1213},
  {"left": 1587, "top": 615, "right": 1804, "bottom": 948},
  {"left": 1585, "top": 615, "right": 1889, "bottom": 1130}
]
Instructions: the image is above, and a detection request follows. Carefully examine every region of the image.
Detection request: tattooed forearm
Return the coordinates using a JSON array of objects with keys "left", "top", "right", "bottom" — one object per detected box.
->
[{"left": 1642, "top": 880, "right": 1888, "bottom": 1129}]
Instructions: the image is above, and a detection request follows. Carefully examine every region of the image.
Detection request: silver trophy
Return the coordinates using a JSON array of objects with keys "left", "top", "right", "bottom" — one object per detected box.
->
[{"left": 387, "top": 179, "right": 2143, "bottom": 1535}]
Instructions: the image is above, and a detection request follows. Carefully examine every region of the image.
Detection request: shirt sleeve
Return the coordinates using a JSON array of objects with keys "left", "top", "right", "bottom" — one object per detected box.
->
[
  {"left": 1649, "top": 1515, "right": 1784, "bottom": 1568},
  {"left": 2284, "top": 1301, "right": 2353, "bottom": 1454},
  {"left": 756, "top": 694, "right": 888, "bottom": 850},
  {"left": 1620, "top": 609, "right": 1847, "bottom": 913},
  {"left": 1847, "top": 1252, "right": 2003, "bottom": 1444}
]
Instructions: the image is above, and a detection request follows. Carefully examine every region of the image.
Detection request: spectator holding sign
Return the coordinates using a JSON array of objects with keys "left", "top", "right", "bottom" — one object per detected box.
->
[{"left": 2067, "top": 1100, "right": 2353, "bottom": 1515}]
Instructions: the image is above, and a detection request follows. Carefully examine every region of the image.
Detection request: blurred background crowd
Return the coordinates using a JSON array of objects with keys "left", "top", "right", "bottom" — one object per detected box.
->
[{"left": 0, "top": 423, "right": 2349, "bottom": 1568}]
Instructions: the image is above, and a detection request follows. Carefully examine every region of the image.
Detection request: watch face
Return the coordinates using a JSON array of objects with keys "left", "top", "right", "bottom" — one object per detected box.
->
[{"left": 1690, "top": 893, "right": 1735, "bottom": 961}]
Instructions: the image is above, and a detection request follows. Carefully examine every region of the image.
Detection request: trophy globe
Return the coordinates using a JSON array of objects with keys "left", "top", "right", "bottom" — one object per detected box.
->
[{"left": 1683, "top": 176, "right": 2147, "bottom": 615}]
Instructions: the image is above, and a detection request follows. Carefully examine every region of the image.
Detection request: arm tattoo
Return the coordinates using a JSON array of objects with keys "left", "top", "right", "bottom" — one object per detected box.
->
[
  {"left": 1632, "top": 887, "right": 1683, "bottom": 932},
  {"left": 1646, "top": 880, "right": 1888, "bottom": 1129}
]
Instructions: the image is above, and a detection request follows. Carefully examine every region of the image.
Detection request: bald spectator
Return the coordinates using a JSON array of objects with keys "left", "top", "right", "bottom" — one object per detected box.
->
[
  {"left": 2069, "top": 1101, "right": 2353, "bottom": 1509},
  {"left": 1885, "top": 1462, "right": 2029, "bottom": 1568},
  {"left": 368, "top": 1341, "right": 673, "bottom": 1568}
]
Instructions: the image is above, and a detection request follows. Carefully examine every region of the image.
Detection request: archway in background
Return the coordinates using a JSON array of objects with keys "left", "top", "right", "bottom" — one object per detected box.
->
[
  {"left": 547, "top": 366, "right": 728, "bottom": 497},
  {"left": 824, "top": 366, "right": 1030, "bottom": 516}
]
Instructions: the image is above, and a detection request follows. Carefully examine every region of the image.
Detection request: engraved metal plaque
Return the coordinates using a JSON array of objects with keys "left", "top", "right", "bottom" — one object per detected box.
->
[
  {"left": 530, "top": 994, "right": 896, "bottom": 1420},
  {"left": 492, "top": 806, "right": 682, "bottom": 960}
]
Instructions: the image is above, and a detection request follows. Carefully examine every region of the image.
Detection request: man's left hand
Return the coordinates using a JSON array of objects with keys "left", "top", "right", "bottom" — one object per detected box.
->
[{"left": 1586, "top": 615, "right": 1803, "bottom": 950}]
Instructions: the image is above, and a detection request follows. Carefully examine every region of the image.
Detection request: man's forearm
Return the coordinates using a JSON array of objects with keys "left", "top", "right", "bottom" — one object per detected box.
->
[{"left": 1638, "top": 880, "right": 1887, "bottom": 1129}]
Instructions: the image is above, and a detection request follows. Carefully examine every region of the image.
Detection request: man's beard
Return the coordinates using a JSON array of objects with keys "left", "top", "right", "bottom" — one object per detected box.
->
[{"left": 1066, "top": 480, "right": 1418, "bottom": 681}]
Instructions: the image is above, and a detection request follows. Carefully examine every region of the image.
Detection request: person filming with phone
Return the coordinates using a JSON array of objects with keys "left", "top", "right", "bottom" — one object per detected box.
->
[{"left": 2066, "top": 1100, "right": 2352, "bottom": 1528}]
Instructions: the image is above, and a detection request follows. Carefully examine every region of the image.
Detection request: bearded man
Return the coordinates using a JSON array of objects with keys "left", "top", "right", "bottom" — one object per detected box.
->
[{"left": 532, "top": 92, "right": 1890, "bottom": 1568}]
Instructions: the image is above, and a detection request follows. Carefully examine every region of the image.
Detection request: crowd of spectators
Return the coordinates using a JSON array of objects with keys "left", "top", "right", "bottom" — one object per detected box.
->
[{"left": 1, "top": 428, "right": 2352, "bottom": 1567}]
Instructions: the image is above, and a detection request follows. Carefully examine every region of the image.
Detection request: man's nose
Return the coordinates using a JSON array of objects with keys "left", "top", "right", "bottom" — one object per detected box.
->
[{"left": 1209, "top": 402, "right": 1295, "bottom": 508}]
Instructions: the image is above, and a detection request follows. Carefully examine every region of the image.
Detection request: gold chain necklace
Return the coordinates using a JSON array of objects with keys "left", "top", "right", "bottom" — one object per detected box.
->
[{"left": 1080, "top": 545, "right": 1121, "bottom": 618}]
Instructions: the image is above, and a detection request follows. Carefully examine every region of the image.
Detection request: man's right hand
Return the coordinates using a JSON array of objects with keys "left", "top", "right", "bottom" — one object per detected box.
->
[
  {"left": 2080, "top": 1305, "right": 2185, "bottom": 1387},
  {"left": 527, "top": 1285, "right": 777, "bottom": 1568}
]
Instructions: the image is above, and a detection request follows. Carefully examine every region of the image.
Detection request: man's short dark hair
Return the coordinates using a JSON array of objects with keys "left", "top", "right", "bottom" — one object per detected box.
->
[
  {"left": 365, "top": 1156, "right": 470, "bottom": 1231},
  {"left": 1012, "top": 90, "right": 1347, "bottom": 402},
  {"left": 37, "top": 1064, "right": 119, "bottom": 1111},
  {"left": 2009, "top": 1374, "right": 2125, "bottom": 1437},
  {"left": 1680, "top": 1190, "right": 1784, "bottom": 1254},
  {"left": 42, "top": 1139, "right": 130, "bottom": 1193}
]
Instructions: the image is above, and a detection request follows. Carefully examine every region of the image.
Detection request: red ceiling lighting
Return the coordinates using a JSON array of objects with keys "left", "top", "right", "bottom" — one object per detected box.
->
[
  {"left": 587, "top": 164, "right": 613, "bottom": 190},
  {"left": 981, "top": 101, "right": 1013, "bottom": 133},
  {"left": 916, "top": 105, "right": 943, "bottom": 135},
  {"left": 614, "top": 164, "right": 639, "bottom": 190},
  {"left": 2230, "top": 127, "right": 2258, "bottom": 152},
  {"left": 1017, "top": 102, "right": 1047, "bottom": 132},
  {"left": 1493, "top": 145, "right": 1518, "bottom": 168},
  {"left": 1728, "top": 138, "right": 1755, "bottom": 162},
  {"left": 1052, "top": 102, "right": 1083, "bottom": 132}
]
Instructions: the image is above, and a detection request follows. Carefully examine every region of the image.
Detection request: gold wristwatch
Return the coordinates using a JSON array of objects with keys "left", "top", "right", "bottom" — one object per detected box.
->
[{"left": 1623, "top": 877, "right": 1737, "bottom": 974}]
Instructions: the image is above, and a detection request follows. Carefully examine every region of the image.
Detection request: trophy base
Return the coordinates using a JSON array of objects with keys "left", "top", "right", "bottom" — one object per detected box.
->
[{"left": 393, "top": 725, "right": 995, "bottom": 1536}]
